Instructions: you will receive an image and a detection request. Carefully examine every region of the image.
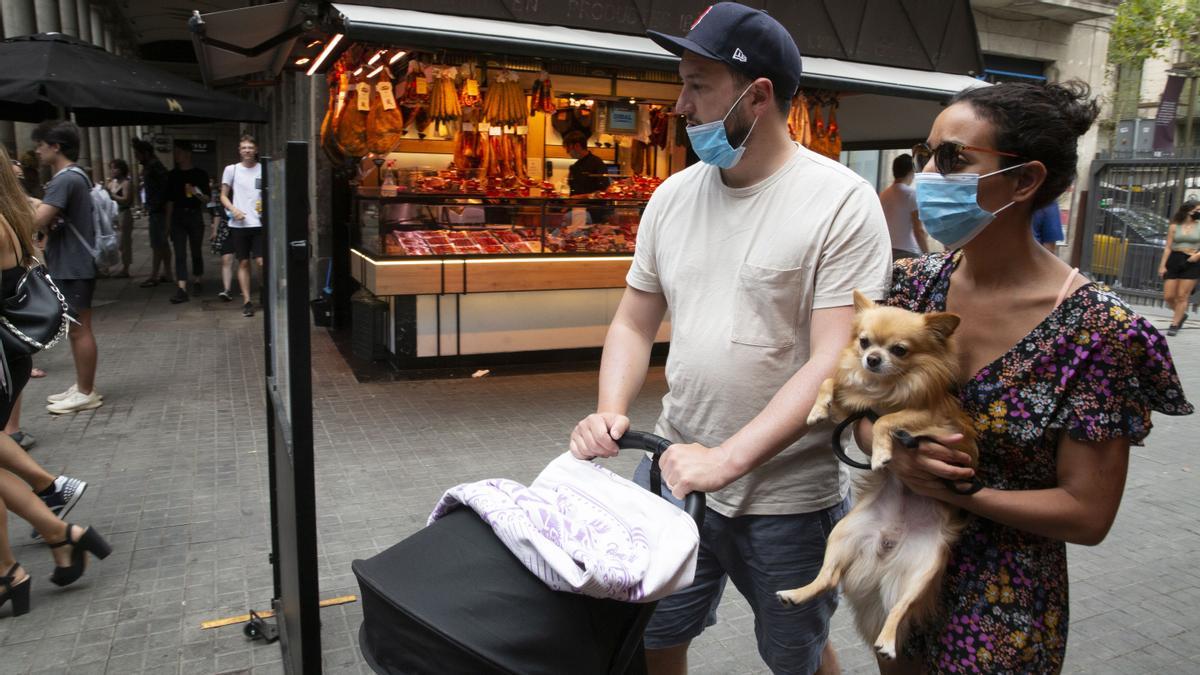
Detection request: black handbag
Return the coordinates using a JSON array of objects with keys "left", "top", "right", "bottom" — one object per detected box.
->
[{"left": 0, "top": 262, "right": 74, "bottom": 356}]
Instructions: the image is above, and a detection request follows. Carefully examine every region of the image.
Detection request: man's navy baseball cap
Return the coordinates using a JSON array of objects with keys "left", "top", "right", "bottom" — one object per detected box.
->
[{"left": 648, "top": 2, "right": 803, "bottom": 99}]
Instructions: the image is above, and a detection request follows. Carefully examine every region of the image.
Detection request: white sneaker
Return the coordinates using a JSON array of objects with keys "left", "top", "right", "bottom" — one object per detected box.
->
[
  {"left": 46, "top": 390, "right": 103, "bottom": 414},
  {"left": 47, "top": 385, "right": 103, "bottom": 404}
]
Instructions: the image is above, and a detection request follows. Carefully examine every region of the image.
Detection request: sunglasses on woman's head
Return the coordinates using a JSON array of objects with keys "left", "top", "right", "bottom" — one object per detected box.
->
[{"left": 912, "top": 141, "right": 1024, "bottom": 175}]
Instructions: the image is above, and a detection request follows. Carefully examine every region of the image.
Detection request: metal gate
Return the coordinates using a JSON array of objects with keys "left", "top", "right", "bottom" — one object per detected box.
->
[
  {"left": 1081, "top": 157, "right": 1200, "bottom": 309},
  {"left": 262, "top": 142, "right": 321, "bottom": 673}
]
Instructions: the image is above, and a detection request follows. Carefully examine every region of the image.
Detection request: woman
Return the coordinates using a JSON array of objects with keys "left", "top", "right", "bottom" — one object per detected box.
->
[
  {"left": 106, "top": 158, "right": 134, "bottom": 278},
  {"left": 1158, "top": 200, "right": 1200, "bottom": 336},
  {"left": 0, "top": 146, "right": 111, "bottom": 618},
  {"left": 861, "top": 82, "right": 1193, "bottom": 673}
]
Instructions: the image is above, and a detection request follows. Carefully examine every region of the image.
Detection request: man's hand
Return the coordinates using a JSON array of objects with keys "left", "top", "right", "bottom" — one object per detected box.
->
[
  {"left": 885, "top": 432, "right": 975, "bottom": 501},
  {"left": 569, "top": 412, "right": 630, "bottom": 460},
  {"left": 232, "top": 208, "right": 247, "bottom": 221},
  {"left": 659, "top": 443, "right": 738, "bottom": 500}
]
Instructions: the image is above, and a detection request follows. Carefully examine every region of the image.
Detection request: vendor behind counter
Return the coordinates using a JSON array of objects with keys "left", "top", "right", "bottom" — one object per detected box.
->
[{"left": 563, "top": 131, "right": 611, "bottom": 196}]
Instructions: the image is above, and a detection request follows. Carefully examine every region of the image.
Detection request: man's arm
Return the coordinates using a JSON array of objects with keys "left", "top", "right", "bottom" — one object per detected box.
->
[
  {"left": 33, "top": 202, "right": 61, "bottom": 233},
  {"left": 569, "top": 285, "right": 667, "bottom": 459},
  {"left": 910, "top": 211, "right": 929, "bottom": 253},
  {"left": 658, "top": 304, "right": 854, "bottom": 498}
]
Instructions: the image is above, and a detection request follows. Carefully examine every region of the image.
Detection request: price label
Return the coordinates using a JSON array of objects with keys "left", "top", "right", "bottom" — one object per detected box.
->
[
  {"left": 462, "top": 123, "right": 475, "bottom": 131},
  {"left": 377, "top": 81, "right": 397, "bottom": 111},
  {"left": 465, "top": 79, "right": 480, "bottom": 97},
  {"left": 503, "top": 126, "right": 515, "bottom": 134},
  {"left": 415, "top": 77, "right": 428, "bottom": 95},
  {"left": 515, "top": 125, "right": 529, "bottom": 135},
  {"left": 478, "top": 123, "right": 490, "bottom": 134},
  {"left": 489, "top": 126, "right": 502, "bottom": 136},
  {"left": 356, "top": 83, "right": 371, "bottom": 111}
]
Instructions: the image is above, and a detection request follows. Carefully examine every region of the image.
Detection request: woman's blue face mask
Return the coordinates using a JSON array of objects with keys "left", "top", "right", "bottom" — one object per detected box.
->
[
  {"left": 913, "top": 163, "right": 1026, "bottom": 249},
  {"left": 685, "top": 83, "right": 759, "bottom": 169}
]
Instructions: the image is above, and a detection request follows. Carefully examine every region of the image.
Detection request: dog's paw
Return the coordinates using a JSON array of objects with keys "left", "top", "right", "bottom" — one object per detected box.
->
[
  {"left": 874, "top": 639, "right": 897, "bottom": 660},
  {"left": 805, "top": 410, "right": 826, "bottom": 426},
  {"left": 870, "top": 453, "right": 892, "bottom": 471}
]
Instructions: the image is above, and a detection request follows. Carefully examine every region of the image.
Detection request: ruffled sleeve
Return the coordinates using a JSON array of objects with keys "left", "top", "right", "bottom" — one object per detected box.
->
[
  {"left": 885, "top": 252, "right": 954, "bottom": 313},
  {"left": 1052, "top": 289, "right": 1193, "bottom": 446}
]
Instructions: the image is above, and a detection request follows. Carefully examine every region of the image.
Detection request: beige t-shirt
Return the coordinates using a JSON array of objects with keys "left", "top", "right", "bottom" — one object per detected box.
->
[{"left": 627, "top": 144, "right": 891, "bottom": 517}]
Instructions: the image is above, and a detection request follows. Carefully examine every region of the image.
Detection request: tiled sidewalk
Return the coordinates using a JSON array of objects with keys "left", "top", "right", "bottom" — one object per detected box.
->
[{"left": 2, "top": 226, "right": 1199, "bottom": 674}]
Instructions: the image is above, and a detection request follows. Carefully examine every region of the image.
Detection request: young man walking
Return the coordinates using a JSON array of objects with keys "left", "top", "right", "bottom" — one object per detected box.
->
[
  {"left": 879, "top": 153, "right": 928, "bottom": 260},
  {"left": 31, "top": 121, "right": 103, "bottom": 414},
  {"left": 569, "top": 4, "right": 891, "bottom": 673},
  {"left": 165, "top": 141, "right": 210, "bottom": 303},
  {"left": 220, "top": 136, "right": 264, "bottom": 317}
]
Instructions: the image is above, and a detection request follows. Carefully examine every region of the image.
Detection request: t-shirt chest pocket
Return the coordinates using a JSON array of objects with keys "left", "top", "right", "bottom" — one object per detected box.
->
[{"left": 730, "top": 263, "right": 805, "bottom": 348}]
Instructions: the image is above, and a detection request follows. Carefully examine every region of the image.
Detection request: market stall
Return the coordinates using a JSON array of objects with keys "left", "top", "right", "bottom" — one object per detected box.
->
[{"left": 300, "top": 4, "right": 986, "bottom": 371}]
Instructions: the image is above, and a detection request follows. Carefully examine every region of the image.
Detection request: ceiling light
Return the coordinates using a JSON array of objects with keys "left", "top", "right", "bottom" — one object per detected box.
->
[
  {"left": 368, "top": 65, "right": 384, "bottom": 78},
  {"left": 305, "top": 33, "right": 343, "bottom": 76},
  {"left": 294, "top": 57, "right": 311, "bottom": 66},
  {"left": 389, "top": 50, "right": 408, "bottom": 64},
  {"left": 306, "top": 40, "right": 322, "bottom": 49},
  {"left": 367, "top": 50, "right": 386, "bottom": 66}
]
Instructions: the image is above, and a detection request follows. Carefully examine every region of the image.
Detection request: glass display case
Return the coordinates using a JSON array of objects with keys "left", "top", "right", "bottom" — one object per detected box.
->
[{"left": 352, "top": 192, "right": 647, "bottom": 259}]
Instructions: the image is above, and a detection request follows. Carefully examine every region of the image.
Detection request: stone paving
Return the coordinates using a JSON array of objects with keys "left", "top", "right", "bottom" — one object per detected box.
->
[{"left": 1, "top": 221, "right": 1199, "bottom": 674}]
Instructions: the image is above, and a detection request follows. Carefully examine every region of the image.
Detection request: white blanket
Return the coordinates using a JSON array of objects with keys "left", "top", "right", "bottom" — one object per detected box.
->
[{"left": 428, "top": 453, "right": 699, "bottom": 603}]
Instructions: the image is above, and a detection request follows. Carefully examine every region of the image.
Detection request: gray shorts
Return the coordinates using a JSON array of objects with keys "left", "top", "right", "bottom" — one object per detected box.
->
[
  {"left": 634, "top": 456, "right": 848, "bottom": 674},
  {"left": 56, "top": 278, "right": 96, "bottom": 313}
]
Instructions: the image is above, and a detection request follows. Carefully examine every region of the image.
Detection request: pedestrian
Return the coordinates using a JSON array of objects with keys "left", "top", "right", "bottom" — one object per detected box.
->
[
  {"left": 1158, "top": 199, "right": 1200, "bottom": 336},
  {"left": 1031, "top": 200, "right": 1064, "bottom": 253},
  {"left": 131, "top": 137, "right": 171, "bottom": 288},
  {"left": 0, "top": 144, "right": 96, "bottom": 552},
  {"left": 220, "top": 135, "right": 264, "bottom": 317},
  {"left": 30, "top": 121, "right": 103, "bottom": 414},
  {"left": 165, "top": 141, "right": 209, "bottom": 303},
  {"left": 208, "top": 177, "right": 237, "bottom": 301},
  {"left": 879, "top": 153, "right": 928, "bottom": 260},
  {"left": 569, "top": 4, "right": 891, "bottom": 674},
  {"left": 876, "top": 80, "right": 1192, "bottom": 673},
  {"left": 106, "top": 158, "right": 134, "bottom": 278},
  {"left": 3, "top": 158, "right": 42, "bottom": 449}
]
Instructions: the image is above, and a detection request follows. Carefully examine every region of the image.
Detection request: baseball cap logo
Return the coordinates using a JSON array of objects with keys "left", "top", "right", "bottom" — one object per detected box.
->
[
  {"left": 691, "top": 5, "right": 713, "bottom": 30},
  {"left": 732, "top": 48, "right": 748, "bottom": 62}
]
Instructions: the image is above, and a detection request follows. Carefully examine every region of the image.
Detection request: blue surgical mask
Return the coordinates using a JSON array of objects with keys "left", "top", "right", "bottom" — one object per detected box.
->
[
  {"left": 686, "top": 83, "right": 759, "bottom": 169},
  {"left": 913, "top": 164, "right": 1026, "bottom": 249}
]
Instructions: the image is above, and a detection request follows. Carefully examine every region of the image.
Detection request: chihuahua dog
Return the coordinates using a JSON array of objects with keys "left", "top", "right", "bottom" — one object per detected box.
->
[{"left": 776, "top": 290, "right": 978, "bottom": 660}]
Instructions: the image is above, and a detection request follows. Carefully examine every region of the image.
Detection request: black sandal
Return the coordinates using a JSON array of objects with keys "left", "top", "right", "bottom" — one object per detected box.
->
[
  {"left": 48, "top": 525, "right": 112, "bottom": 587},
  {"left": 0, "top": 563, "right": 30, "bottom": 616}
]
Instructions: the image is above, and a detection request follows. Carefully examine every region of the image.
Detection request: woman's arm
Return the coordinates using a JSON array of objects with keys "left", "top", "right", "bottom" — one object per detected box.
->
[
  {"left": 884, "top": 429, "right": 1130, "bottom": 546},
  {"left": 1161, "top": 223, "right": 1176, "bottom": 273}
]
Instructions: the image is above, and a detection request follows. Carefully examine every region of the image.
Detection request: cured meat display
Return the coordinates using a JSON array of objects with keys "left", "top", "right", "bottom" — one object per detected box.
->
[
  {"left": 792, "top": 90, "right": 841, "bottom": 160},
  {"left": 320, "top": 69, "right": 350, "bottom": 162},
  {"left": 381, "top": 222, "right": 637, "bottom": 257},
  {"left": 430, "top": 66, "right": 462, "bottom": 122},
  {"left": 336, "top": 72, "right": 369, "bottom": 158},
  {"left": 367, "top": 69, "right": 406, "bottom": 155},
  {"left": 529, "top": 70, "right": 556, "bottom": 115},
  {"left": 483, "top": 69, "right": 525, "bottom": 127}
]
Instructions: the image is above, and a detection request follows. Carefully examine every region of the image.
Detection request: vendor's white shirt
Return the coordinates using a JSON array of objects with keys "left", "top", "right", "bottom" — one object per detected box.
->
[
  {"left": 627, "top": 143, "right": 891, "bottom": 517},
  {"left": 222, "top": 162, "right": 263, "bottom": 228}
]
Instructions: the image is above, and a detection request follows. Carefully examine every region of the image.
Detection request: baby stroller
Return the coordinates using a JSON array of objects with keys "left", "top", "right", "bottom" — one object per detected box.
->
[{"left": 352, "top": 431, "right": 705, "bottom": 675}]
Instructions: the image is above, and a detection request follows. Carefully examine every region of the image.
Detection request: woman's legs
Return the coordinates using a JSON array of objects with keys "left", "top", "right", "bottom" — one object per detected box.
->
[
  {"left": 1174, "top": 279, "right": 1198, "bottom": 326},
  {"left": 221, "top": 253, "right": 236, "bottom": 295},
  {"left": 0, "top": 432, "right": 55, "bottom": 493},
  {"left": 0, "top": 469, "right": 68, "bottom": 550}
]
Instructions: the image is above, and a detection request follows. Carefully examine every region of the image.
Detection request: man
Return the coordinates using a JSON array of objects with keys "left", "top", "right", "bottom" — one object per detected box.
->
[
  {"left": 31, "top": 121, "right": 103, "bottom": 414},
  {"left": 1031, "top": 201, "right": 1063, "bottom": 253},
  {"left": 879, "top": 153, "right": 928, "bottom": 260},
  {"left": 564, "top": 130, "right": 611, "bottom": 196},
  {"left": 132, "top": 137, "right": 171, "bottom": 287},
  {"left": 220, "top": 135, "right": 264, "bottom": 317},
  {"left": 569, "top": 4, "right": 891, "bottom": 674},
  {"left": 165, "top": 140, "right": 209, "bottom": 303}
]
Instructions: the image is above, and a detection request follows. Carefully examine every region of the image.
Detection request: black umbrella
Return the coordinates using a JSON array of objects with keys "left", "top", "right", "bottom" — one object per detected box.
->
[{"left": 0, "top": 33, "right": 267, "bottom": 126}]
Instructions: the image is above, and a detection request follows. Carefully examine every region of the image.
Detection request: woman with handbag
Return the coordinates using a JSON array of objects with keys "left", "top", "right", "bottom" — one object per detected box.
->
[{"left": 0, "top": 146, "right": 111, "bottom": 618}]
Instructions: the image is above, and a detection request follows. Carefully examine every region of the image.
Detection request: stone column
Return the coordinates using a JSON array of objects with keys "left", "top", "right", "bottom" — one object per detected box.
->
[
  {"left": 74, "top": 113, "right": 93, "bottom": 176},
  {"left": 87, "top": 127, "right": 102, "bottom": 180},
  {"left": 56, "top": 0, "right": 77, "bottom": 36},
  {"left": 34, "top": 0, "right": 59, "bottom": 33},
  {"left": 2, "top": 0, "right": 37, "bottom": 155},
  {"left": 74, "top": 0, "right": 89, "bottom": 43},
  {"left": 101, "top": 22, "right": 111, "bottom": 52},
  {"left": 88, "top": 4, "right": 100, "bottom": 47}
]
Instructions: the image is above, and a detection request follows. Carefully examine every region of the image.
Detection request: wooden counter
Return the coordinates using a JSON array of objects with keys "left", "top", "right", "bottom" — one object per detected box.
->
[{"left": 351, "top": 248, "right": 632, "bottom": 295}]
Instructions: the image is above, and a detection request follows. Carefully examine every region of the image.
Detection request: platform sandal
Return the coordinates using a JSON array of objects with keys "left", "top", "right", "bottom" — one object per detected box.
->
[
  {"left": 0, "top": 563, "right": 30, "bottom": 617},
  {"left": 48, "top": 525, "right": 112, "bottom": 587}
]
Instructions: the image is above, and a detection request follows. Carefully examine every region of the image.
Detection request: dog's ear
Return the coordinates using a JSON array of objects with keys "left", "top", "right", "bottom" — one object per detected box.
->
[
  {"left": 852, "top": 290, "right": 875, "bottom": 313},
  {"left": 924, "top": 312, "right": 961, "bottom": 341}
]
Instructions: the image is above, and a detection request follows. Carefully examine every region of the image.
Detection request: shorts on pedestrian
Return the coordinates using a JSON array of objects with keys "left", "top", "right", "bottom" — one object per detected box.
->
[
  {"left": 148, "top": 210, "right": 169, "bottom": 251},
  {"left": 633, "top": 456, "right": 847, "bottom": 674},
  {"left": 1165, "top": 250, "right": 1200, "bottom": 280},
  {"left": 56, "top": 278, "right": 97, "bottom": 313},
  {"left": 232, "top": 227, "right": 264, "bottom": 261}
]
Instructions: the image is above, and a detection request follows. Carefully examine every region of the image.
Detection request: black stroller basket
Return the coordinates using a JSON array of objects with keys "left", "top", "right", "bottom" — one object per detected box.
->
[{"left": 352, "top": 431, "right": 705, "bottom": 675}]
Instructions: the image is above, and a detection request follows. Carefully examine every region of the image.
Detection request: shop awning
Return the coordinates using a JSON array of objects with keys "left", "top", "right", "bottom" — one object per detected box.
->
[
  {"left": 189, "top": 1, "right": 306, "bottom": 85},
  {"left": 328, "top": 4, "right": 987, "bottom": 102}
]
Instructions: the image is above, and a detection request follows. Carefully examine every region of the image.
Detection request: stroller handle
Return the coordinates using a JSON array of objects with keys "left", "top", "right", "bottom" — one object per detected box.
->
[{"left": 616, "top": 430, "right": 706, "bottom": 527}]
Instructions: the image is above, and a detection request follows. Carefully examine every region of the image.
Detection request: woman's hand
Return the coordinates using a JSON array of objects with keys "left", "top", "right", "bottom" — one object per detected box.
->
[
  {"left": 1189, "top": 253, "right": 1200, "bottom": 264},
  {"left": 1160, "top": 265, "right": 1168, "bottom": 278},
  {"left": 886, "top": 432, "right": 976, "bottom": 501}
]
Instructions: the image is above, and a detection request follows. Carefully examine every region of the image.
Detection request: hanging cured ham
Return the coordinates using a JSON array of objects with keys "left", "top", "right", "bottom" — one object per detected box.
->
[
  {"left": 367, "top": 69, "right": 405, "bottom": 155},
  {"left": 336, "top": 73, "right": 369, "bottom": 158},
  {"left": 320, "top": 69, "right": 350, "bottom": 162}
]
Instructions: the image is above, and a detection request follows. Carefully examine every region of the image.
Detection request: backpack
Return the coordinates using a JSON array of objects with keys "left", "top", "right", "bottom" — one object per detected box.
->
[{"left": 63, "top": 166, "right": 121, "bottom": 268}]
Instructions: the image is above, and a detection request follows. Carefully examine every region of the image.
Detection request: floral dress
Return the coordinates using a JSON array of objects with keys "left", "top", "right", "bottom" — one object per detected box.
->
[{"left": 887, "top": 252, "right": 1193, "bottom": 674}]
